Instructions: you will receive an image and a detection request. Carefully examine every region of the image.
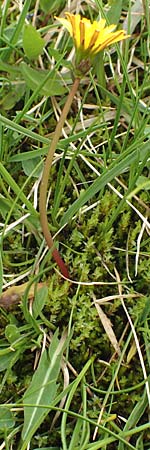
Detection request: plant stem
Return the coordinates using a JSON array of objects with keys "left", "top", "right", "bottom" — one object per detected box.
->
[{"left": 39, "top": 77, "right": 80, "bottom": 278}]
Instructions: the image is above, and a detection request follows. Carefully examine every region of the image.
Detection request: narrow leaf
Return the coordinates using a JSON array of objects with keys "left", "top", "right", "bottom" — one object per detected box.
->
[
  {"left": 21, "top": 330, "right": 67, "bottom": 447},
  {"left": 32, "top": 286, "right": 48, "bottom": 319},
  {"left": 118, "top": 388, "right": 148, "bottom": 450},
  {"left": 93, "top": 299, "right": 121, "bottom": 355},
  {"left": 33, "top": 448, "right": 59, "bottom": 450}
]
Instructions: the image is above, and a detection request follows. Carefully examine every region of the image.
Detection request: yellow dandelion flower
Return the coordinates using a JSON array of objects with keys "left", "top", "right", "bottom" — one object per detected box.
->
[{"left": 55, "top": 12, "right": 130, "bottom": 65}]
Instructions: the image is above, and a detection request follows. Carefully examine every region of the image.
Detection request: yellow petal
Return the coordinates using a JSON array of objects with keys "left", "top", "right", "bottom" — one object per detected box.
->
[
  {"left": 55, "top": 16, "right": 73, "bottom": 36},
  {"left": 89, "top": 30, "right": 99, "bottom": 49},
  {"left": 81, "top": 19, "right": 98, "bottom": 50},
  {"left": 94, "top": 18, "right": 106, "bottom": 32},
  {"left": 64, "top": 13, "right": 81, "bottom": 48},
  {"left": 73, "top": 14, "right": 81, "bottom": 48},
  {"left": 79, "top": 20, "right": 85, "bottom": 47},
  {"left": 100, "top": 23, "right": 117, "bottom": 34},
  {"left": 92, "top": 31, "right": 129, "bottom": 54}
]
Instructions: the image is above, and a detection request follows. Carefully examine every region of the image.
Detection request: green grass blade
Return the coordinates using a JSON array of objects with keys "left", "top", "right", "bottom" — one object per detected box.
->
[
  {"left": 0, "top": 114, "right": 49, "bottom": 145},
  {"left": 118, "top": 388, "right": 148, "bottom": 450},
  {"left": 1, "top": 0, "right": 31, "bottom": 62},
  {"left": 60, "top": 148, "right": 138, "bottom": 227},
  {"left": 61, "top": 357, "right": 94, "bottom": 450},
  {"left": 0, "top": 163, "right": 38, "bottom": 217}
]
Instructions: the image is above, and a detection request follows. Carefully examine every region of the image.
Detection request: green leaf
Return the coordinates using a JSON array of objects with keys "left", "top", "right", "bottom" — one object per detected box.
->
[
  {"left": 21, "top": 330, "right": 67, "bottom": 449},
  {"left": 32, "top": 286, "right": 48, "bottom": 319},
  {"left": 40, "top": 0, "right": 65, "bottom": 14},
  {"left": 0, "top": 162, "right": 38, "bottom": 217},
  {"left": 0, "top": 196, "right": 14, "bottom": 219},
  {"left": 0, "top": 407, "right": 15, "bottom": 430},
  {"left": 48, "top": 48, "right": 73, "bottom": 70},
  {"left": 139, "top": 297, "right": 150, "bottom": 323},
  {"left": 5, "top": 325, "right": 20, "bottom": 344},
  {"left": 20, "top": 62, "right": 67, "bottom": 96},
  {"left": 0, "top": 83, "right": 25, "bottom": 111},
  {"left": 68, "top": 418, "right": 84, "bottom": 450},
  {"left": 136, "top": 175, "right": 150, "bottom": 190},
  {"left": 23, "top": 24, "right": 45, "bottom": 59},
  {"left": 106, "top": 0, "right": 123, "bottom": 25},
  {"left": 0, "top": 242, "right": 3, "bottom": 297},
  {"left": 0, "top": 352, "right": 16, "bottom": 372},
  {"left": 0, "top": 59, "right": 20, "bottom": 74},
  {"left": 0, "top": 114, "right": 49, "bottom": 145},
  {"left": 22, "top": 157, "right": 43, "bottom": 178},
  {"left": 1, "top": 0, "right": 32, "bottom": 62},
  {"left": 33, "top": 448, "right": 59, "bottom": 450},
  {"left": 118, "top": 388, "right": 148, "bottom": 450}
]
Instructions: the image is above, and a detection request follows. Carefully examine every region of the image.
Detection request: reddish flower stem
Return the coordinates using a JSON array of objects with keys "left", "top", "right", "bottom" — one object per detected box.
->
[{"left": 39, "top": 77, "right": 80, "bottom": 278}]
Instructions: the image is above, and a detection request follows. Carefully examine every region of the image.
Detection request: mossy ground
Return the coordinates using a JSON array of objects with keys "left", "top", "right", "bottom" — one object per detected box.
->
[{"left": 1, "top": 184, "right": 150, "bottom": 447}]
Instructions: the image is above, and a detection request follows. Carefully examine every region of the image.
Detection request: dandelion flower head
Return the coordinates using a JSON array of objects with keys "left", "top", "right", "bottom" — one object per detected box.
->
[{"left": 56, "top": 12, "right": 130, "bottom": 65}]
